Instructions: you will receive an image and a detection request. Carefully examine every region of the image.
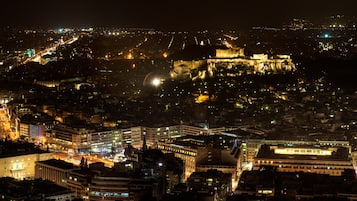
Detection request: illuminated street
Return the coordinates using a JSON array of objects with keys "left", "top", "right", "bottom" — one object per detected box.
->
[
  {"left": 0, "top": 104, "right": 18, "bottom": 140},
  {"left": 53, "top": 152, "right": 114, "bottom": 168},
  {"left": 22, "top": 35, "right": 79, "bottom": 65}
]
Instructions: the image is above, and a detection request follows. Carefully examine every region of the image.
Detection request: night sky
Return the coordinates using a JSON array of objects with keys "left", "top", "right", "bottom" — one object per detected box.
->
[{"left": 1, "top": 0, "right": 356, "bottom": 30}]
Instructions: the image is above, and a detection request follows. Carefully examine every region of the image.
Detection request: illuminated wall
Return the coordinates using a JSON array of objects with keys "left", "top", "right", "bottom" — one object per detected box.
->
[
  {"left": 52, "top": 125, "right": 121, "bottom": 154},
  {"left": 244, "top": 139, "right": 350, "bottom": 163},
  {"left": 273, "top": 147, "right": 335, "bottom": 156},
  {"left": 20, "top": 123, "right": 30, "bottom": 138},
  {"left": 170, "top": 49, "right": 296, "bottom": 80},
  {"left": 216, "top": 48, "right": 244, "bottom": 58},
  {"left": 89, "top": 175, "right": 152, "bottom": 201},
  {"left": 157, "top": 142, "right": 207, "bottom": 180},
  {"left": 0, "top": 152, "right": 53, "bottom": 180},
  {"left": 34, "top": 80, "right": 61, "bottom": 88},
  {"left": 253, "top": 145, "right": 353, "bottom": 176},
  {"left": 35, "top": 160, "right": 77, "bottom": 188}
]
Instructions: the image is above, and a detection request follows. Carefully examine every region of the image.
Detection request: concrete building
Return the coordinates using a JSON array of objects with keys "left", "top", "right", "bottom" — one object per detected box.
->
[
  {"left": 0, "top": 140, "right": 53, "bottom": 179},
  {"left": 51, "top": 124, "right": 121, "bottom": 154},
  {"left": 243, "top": 138, "right": 350, "bottom": 163},
  {"left": 156, "top": 134, "right": 239, "bottom": 181},
  {"left": 123, "top": 124, "right": 236, "bottom": 149},
  {"left": 37, "top": 156, "right": 172, "bottom": 201},
  {"left": 67, "top": 168, "right": 93, "bottom": 200},
  {"left": 187, "top": 169, "right": 232, "bottom": 201},
  {"left": 0, "top": 177, "right": 76, "bottom": 201},
  {"left": 89, "top": 174, "right": 153, "bottom": 201},
  {"left": 234, "top": 169, "right": 357, "bottom": 200},
  {"left": 253, "top": 144, "right": 354, "bottom": 176},
  {"left": 18, "top": 112, "right": 56, "bottom": 143},
  {"left": 35, "top": 159, "right": 79, "bottom": 187}
]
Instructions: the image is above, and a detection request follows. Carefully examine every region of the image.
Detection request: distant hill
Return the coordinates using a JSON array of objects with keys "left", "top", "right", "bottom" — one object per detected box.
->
[
  {"left": 169, "top": 45, "right": 226, "bottom": 60},
  {"left": 296, "top": 56, "right": 357, "bottom": 89}
]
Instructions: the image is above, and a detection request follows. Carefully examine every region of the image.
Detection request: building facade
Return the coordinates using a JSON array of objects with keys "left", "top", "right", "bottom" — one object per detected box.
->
[
  {"left": 35, "top": 159, "right": 79, "bottom": 187},
  {"left": 253, "top": 144, "right": 354, "bottom": 176},
  {"left": 0, "top": 152, "right": 53, "bottom": 179}
]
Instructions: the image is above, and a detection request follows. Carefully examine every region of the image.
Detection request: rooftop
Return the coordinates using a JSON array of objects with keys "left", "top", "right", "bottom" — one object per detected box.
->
[
  {"left": 36, "top": 159, "right": 77, "bottom": 170},
  {"left": 0, "top": 140, "right": 49, "bottom": 158},
  {"left": 0, "top": 177, "right": 73, "bottom": 200},
  {"left": 256, "top": 144, "right": 350, "bottom": 161}
]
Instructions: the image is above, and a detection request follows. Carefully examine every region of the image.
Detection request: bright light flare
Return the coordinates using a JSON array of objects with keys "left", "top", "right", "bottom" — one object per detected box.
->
[{"left": 152, "top": 78, "right": 161, "bottom": 87}]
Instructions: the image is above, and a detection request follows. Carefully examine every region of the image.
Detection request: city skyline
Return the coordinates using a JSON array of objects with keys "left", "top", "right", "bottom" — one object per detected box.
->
[
  {"left": 1, "top": 0, "right": 357, "bottom": 30},
  {"left": 1, "top": 2, "right": 357, "bottom": 200}
]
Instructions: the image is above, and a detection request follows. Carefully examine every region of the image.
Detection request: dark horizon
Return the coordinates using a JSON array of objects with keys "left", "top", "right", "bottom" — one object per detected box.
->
[{"left": 1, "top": 0, "right": 357, "bottom": 30}]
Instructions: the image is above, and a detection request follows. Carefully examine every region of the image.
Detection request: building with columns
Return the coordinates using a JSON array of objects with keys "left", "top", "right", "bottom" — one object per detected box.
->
[
  {"left": 0, "top": 140, "right": 53, "bottom": 180},
  {"left": 35, "top": 159, "right": 79, "bottom": 187}
]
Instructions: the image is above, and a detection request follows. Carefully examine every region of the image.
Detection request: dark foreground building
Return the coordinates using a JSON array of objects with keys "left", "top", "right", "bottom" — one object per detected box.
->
[
  {"left": 0, "top": 177, "right": 76, "bottom": 201},
  {"left": 232, "top": 168, "right": 357, "bottom": 200}
]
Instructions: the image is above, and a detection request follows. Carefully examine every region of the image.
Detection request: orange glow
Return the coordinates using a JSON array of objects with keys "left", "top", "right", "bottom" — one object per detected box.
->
[
  {"left": 127, "top": 53, "right": 133, "bottom": 59},
  {"left": 195, "top": 94, "right": 209, "bottom": 103}
]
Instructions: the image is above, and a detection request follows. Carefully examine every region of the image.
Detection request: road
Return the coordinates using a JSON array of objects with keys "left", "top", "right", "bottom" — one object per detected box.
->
[
  {"left": 0, "top": 104, "right": 18, "bottom": 140},
  {"left": 22, "top": 35, "right": 79, "bottom": 65},
  {"left": 53, "top": 152, "right": 114, "bottom": 168}
]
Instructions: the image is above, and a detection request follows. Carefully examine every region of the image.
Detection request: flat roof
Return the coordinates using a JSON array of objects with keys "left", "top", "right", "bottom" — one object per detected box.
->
[
  {"left": 36, "top": 159, "right": 77, "bottom": 170},
  {"left": 256, "top": 144, "right": 350, "bottom": 161},
  {"left": 0, "top": 140, "right": 49, "bottom": 158}
]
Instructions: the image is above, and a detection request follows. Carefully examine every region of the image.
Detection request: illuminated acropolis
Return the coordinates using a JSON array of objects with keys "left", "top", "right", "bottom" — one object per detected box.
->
[{"left": 170, "top": 47, "right": 296, "bottom": 80}]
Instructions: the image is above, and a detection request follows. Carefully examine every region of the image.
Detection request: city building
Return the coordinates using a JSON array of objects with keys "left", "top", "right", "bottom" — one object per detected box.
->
[
  {"left": 0, "top": 177, "right": 76, "bottom": 201},
  {"left": 235, "top": 168, "right": 275, "bottom": 197},
  {"left": 242, "top": 138, "right": 351, "bottom": 163},
  {"left": 18, "top": 112, "right": 55, "bottom": 143},
  {"left": 157, "top": 134, "right": 238, "bottom": 181},
  {"left": 234, "top": 168, "right": 357, "bottom": 200},
  {"left": 89, "top": 174, "right": 153, "bottom": 201},
  {"left": 123, "top": 124, "right": 236, "bottom": 149},
  {"left": 33, "top": 151, "right": 181, "bottom": 201},
  {"left": 187, "top": 169, "right": 232, "bottom": 201},
  {"left": 35, "top": 159, "right": 79, "bottom": 187},
  {"left": 67, "top": 167, "right": 93, "bottom": 200},
  {"left": 0, "top": 140, "right": 53, "bottom": 179},
  {"left": 50, "top": 124, "right": 121, "bottom": 154},
  {"left": 253, "top": 144, "right": 354, "bottom": 176},
  {"left": 66, "top": 162, "right": 161, "bottom": 201}
]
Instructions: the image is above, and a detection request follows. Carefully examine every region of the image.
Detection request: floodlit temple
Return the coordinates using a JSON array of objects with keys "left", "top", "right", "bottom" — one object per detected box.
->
[{"left": 170, "top": 48, "right": 296, "bottom": 80}]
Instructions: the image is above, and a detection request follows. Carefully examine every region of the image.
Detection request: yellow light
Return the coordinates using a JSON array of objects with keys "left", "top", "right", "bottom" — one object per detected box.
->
[
  {"left": 195, "top": 94, "right": 209, "bottom": 103},
  {"left": 127, "top": 53, "right": 133, "bottom": 59},
  {"left": 152, "top": 78, "right": 161, "bottom": 87}
]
